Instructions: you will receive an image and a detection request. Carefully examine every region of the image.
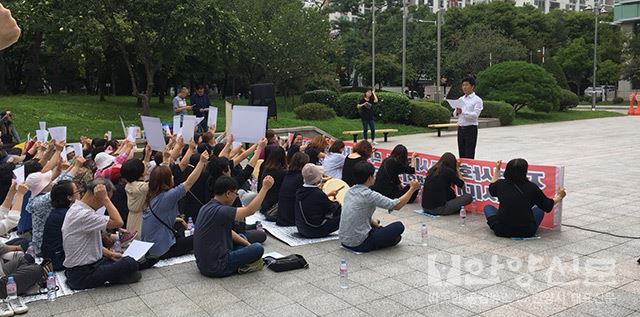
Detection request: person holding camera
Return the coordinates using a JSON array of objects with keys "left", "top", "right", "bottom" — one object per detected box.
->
[
  {"left": 0, "top": 111, "right": 20, "bottom": 146},
  {"left": 356, "top": 89, "right": 378, "bottom": 145}
]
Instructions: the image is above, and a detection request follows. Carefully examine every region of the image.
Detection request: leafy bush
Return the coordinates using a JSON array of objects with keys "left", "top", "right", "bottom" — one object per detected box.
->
[
  {"left": 613, "top": 97, "right": 624, "bottom": 104},
  {"left": 543, "top": 59, "right": 569, "bottom": 90},
  {"left": 557, "top": 89, "right": 579, "bottom": 111},
  {"left": 476, "top": 61, "right": 561, "bottom": 113},
  {"left": 306, "top": 74, "right": 341, "bottom": 92},
  {"left": 340, "top": 87, "right": 370, "bottom": 94},
  {"left": 409, "top": 100, "right": 451, "bottom": 126},
  {"left": 293, "top": 103, "right": 336, "bottom": 120},
  {"left": 374, "top": 92, "right": 412, "bottom": 123},
  {"left": 481, "top": 101, "right": 515, "bottom": 125},
  {"left": 336, "top": 92, "right": 363, "bottom": 118},
  {"left": 301, "top": 90, "right": 338, "bottom": 112}
]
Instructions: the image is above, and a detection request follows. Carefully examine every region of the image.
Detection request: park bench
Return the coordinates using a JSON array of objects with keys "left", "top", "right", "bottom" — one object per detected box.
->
[
  {"left": 427, "top": 123, "right": 458, "bottom": 137},
  {"left": 342, "top": 129, "right": 398, "bottom": 143}
]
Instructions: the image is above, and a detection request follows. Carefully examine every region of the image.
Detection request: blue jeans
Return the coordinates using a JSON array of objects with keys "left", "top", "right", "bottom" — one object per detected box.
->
[
  {"left": 343, "top": 221, "right": 404, "bottom": 253},
  {"left": 221, "top": 243, "right": 264, "bottom": 276},
  {"left": 483, "top": 205, "right": 545, "bottom": 227},
  {"left": 362, "top": 119, "right": 376, "bottom": 141}
]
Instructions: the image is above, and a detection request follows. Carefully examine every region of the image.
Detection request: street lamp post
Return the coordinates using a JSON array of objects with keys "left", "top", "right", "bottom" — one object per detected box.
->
[
  {"left": 414, "top": 9, "right": 442, "bottom": 103},
  {"left": 402, "top": 0, "right": 407, "bottom": 94},
  {"left": 372, "top": 0, "right": 376, "bottom": 89},
  {"left": 592, "top": 1, "right": 599, "bottom": 112}
]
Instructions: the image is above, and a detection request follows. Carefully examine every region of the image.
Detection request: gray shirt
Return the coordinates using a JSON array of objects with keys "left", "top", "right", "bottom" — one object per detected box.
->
[
  {"left": 62, "top": 200, "right": 109, "bottom": 268},
  {"left": 173, "top": 96, "right": 188, "bottom": 115},
  {"left": 339, "top": 184, "right": 399, "bottom": 247}
]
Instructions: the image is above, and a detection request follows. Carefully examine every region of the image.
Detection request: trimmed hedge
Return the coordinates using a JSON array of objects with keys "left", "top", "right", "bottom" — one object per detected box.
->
[
  {"left": 340, "top": 87, "right": 370, "bottom": 94},
  {"left": 293, "top": 103, "right": 336, "bottom": 120},
  {"left": 481, "top": 100, "right": 515, "bottom": 126},
  {"left": 558, "top": 89, "right": 579, "bottom": 111},
  {"left": 374, "top": 92, "right": 411, "bottom": 123},
  {"left": 336, "top": 92, "right": 363, "bottom": 119},
  {"left": 409, "top": 101, "right": 451, "bottom": 126},
  {"left": 301, "top": 90, "right": 338, "bottom": 112}
]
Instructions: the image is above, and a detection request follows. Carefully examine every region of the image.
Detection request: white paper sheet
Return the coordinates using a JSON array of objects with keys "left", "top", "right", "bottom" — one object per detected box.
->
[
  {"left": 263, "top": 252, "right": 285, "bottom": 259},
  {"left": 123, "top": 240, "right": 154, "bottom": 261},
  {"left": 225, "top": 101, "right": 233, "bottom": 132},
  {"left": 231, "top": 106, "right": 268, "bottom": 143},
  {"left": 173, "top": 115, "right": 182, "bottom": 136},
  {"left": 127, "top": 126, "right": 137, "bottom": 142},
  {"left": 120, "top": 116, "right": 127, "bottom": 138},
  {"left": 107, "top": 131, "right": 112, "bottom": 141},
  {"left": 39, "top": 121, "right": 46, "bottom": 131},
  {"left": 36, "top": 130, "right": 48, "bottom": 143},
  {"left": 181, "top": 115, "right": 196, "bottom": 143},
  {"left": 13, "top": 166, "right": 24, "bottom": 185},
  {"left": 446, "top": 99, "right": 466, "bottom": 109},
  {"left": 195, "top": 117, "right": 204, "bottom": 126},
  {"left": 60, "top": 147, "right": 68, "bottom": 160},
  {"left": 207, "top": 107, "right": 218, "bottom": 129},
  {"left": 72, "top": 143, "right": 83, "bottom": 157},
  {"left": 48, "top": 126, "right": 67, "bottom": 142},
  {"left": 141, "top": 116, "right": 167, "bottom": 152},
  {"left": 26, "top": 133, "right": 31, "bottom": 141}
]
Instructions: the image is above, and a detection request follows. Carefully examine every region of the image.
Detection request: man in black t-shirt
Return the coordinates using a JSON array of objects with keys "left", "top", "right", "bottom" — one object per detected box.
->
[{"left": 193, "top": 175, "right": 273, "bottom": 277}]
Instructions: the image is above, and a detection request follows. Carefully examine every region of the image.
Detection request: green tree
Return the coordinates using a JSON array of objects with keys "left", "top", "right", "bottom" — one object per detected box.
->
[
  {"left": 543, "top": 58, "right": 569, "bottom": 90},
  {"left": 476, "top": 61, "right": 560, "bottom": 113},
  {"left": 555, "top": 38, "right": 592, "bottom": 95},
  {"left": 355, "top": 53, "right": 402, "bottom": 88},
  {"left": 597, "top": 59, "right": 621, "bottom": 86}
]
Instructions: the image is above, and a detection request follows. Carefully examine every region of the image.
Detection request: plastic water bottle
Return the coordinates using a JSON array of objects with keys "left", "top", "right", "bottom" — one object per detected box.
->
[
  {"left": 186, "top": 217, "right": 194, "bottom": 237},
  {"left": 459, "top": 207, "right": 467, "bottom": 226},
  {"left": 113, "top": 232, "right": 122, "bottom": 253},
  {"left": 339, "top": 259, "right": 348, "bottom": 289},
  {"left": 256, "top": 221, "right": 263, "bottom": 232},
  {"left": 420, "top": 223, "right": 428, "bottom": 246},
  {"left": 6, "top": 276, "right": 17, "bottom": 300},
  {"left": 26, "top": 242, "right": 35, "bottom": 257},
  {"left": 46, "top": 272, "right": 57, "bottom": 301}
]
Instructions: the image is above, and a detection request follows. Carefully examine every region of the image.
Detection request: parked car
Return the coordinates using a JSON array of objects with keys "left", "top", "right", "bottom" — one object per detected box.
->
[{"left": 584, "top": 86, "right": 604, "bottom": 97}]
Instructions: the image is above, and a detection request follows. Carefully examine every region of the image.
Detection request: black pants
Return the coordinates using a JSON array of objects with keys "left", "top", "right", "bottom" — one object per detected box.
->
[
  {"left": 457, "top": 125, "right": 478, "bottom": 159},
  {"left": 65, "top": 257, "right": 140, "bottom": 290},
  {"left": 343, "top": 222, "right": 404, "bottom": 253},
  {"left": 160, "top": 236, "right": 194, "bottom": 260},
  {"left": 0, "top": 254, "right": 43, "bottom": 298}
]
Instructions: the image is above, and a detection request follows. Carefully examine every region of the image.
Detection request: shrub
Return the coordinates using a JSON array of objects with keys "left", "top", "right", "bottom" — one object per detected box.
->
[
  {"left": 409, "top": 101, "right": 451, "bottom": 126},
  {"left": 543, "top": 59, "right": 569, "bottom": 90},
  {"left": 476, "top": 61, "right": 561, "bottom": 113},
  {"left": 302, "top": 90, "right": 338, "bottom": 112},
  {"left": 293, "top": 103, "right": 336, "bottom": 120},
  {"left": 613, "top": 97, "right": 624, "bottom": 104},
  {"left": 340, "top": 87, "right": 370, "bottom": 94},
  {"left": 481, "top": 101, "right": 515, "bottom": 125},
  {"left": 557, "top": 89, "right": 579, "bottom": 111},
  {"left": 336, "top": 92, "right": 363, "bottom": 119},
  {"left": 374, "top": 92, "right": 412, "bottom": 123}
]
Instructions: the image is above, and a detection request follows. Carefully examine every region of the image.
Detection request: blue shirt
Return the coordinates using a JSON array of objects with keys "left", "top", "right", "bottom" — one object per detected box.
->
[
  {"left": 190, "top": 93, "right": 211, "bottom": 118},
  {"left": 172, "top": 96, "right": 188, "bottom": 115},
  {"left": 142, "top": 184, "right": 186, "bottom": 257},
  {"left": 17, "top": 191, "right": 32, "bottom": 233},
  {"left": 41, "top": 207, "right": 68, "bottom": 271}
]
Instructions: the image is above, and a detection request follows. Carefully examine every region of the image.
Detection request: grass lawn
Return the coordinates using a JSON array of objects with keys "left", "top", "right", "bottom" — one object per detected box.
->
[
  {"left": 0, "top": 95, "right": 625, "bottom": 142},
  {"left": 512, "top": 108, "right": 623, "bottom": 125}
]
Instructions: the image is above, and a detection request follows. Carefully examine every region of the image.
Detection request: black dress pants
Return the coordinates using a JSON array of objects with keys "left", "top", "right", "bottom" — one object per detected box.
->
[{"left": 457, "top": 125, "right": 478, "bottom": 159}]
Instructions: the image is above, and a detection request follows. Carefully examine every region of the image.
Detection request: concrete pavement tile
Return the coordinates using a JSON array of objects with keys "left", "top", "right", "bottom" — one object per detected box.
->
[
  {"left": 362, "top": 277, "right": 412, "bottom": 296},
  {"left": 356, "top": 298, "right": 409, "bottom": 317},
  {"left": 263, "top": 303, "right": 316, "bottom": 317},
  {"left": 480, "top": 304, "right": 536, "bottom": 317},
  {"left": 297, "top": 293, "right": 351, "bottom": 315}
]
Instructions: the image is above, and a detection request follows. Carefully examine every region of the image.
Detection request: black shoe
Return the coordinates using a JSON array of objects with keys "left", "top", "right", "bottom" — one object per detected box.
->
[{"left": 137, "top": 255, "right": 160, "bottom": 270}]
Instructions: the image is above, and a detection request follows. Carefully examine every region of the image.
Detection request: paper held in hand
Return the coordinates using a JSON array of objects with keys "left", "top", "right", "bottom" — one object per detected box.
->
[
  {"left": 13, "top": 166, "right": 25, "bottom": 185},
  {"left": 123, "top": 240, "right": 154, "bottom": 261},
  {"left": 446, "top": 99, "right": 466, "bottom": 109},
  {"left": 230, "top": 106, "right": 268, "bottom": 143},
  {"left": 140, "top": 116, "right": 167, "bottom": 152},
  {"left": 48, "top": 126, "right": 67, "bottom": 142},
  {"left": 207, "top": 107, "right": 218, "bottom": 129}
]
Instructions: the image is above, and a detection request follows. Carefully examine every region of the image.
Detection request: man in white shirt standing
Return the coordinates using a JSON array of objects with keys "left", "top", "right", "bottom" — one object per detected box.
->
[{"left": 453, "top": 77, "right": 483, "bottom": 159}]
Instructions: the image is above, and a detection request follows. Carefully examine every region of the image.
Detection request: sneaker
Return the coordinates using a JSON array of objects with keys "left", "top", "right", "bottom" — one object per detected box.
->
[
  {"left": 120, "top": 230, "right": 137, "bottom": 244},
  {"left": 372, "top": 141, "right": 378, "bottom": 145},
  {"left": 7, "top": 298, "right": 27, "bottom": 315},
  {"left": 237, "top": 259, "right": 264, "bottom": 274},
  {"left": 0, "top": 301, "right": 13, "bottom": 317}
]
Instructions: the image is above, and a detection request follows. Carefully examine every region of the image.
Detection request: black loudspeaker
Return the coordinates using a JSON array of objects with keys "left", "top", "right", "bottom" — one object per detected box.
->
[{"left": 250, "top": 83, "right": 277, "bottom": 118}]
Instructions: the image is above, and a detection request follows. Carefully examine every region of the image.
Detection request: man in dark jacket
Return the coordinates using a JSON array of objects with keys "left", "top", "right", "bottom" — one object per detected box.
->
[{"left": 294, "top": 164, "right": 341, "bottom": 238}]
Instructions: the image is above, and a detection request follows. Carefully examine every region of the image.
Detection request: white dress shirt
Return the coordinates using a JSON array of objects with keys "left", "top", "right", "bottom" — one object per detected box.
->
[{"left": 453, "top": 92, "right": 483, "bottom": 127}]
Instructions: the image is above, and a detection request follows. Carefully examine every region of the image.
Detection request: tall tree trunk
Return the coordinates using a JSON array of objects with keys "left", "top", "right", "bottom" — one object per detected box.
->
[
  {"left": 116, "top": 42, "right": 140, "bottom": 101},
  {"left": 158, "top": 72, "right": 167, "bottom": 104},
  {"left": 141, "top": 61, "right": 156, "bottom": 116},
  {"left": 25, "top": 32, "right": 44, "bottom": 95}
]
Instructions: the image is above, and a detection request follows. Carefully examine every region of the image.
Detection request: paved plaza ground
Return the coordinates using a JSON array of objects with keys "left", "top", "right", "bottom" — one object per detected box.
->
[{"left": 25, "top": 115, "right": 640, "bottom": 316}]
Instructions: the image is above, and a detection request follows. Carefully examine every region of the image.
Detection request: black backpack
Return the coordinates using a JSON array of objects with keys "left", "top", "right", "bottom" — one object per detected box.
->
[{"left": 264, "top": 254, "right": 309, "bottom": 272}]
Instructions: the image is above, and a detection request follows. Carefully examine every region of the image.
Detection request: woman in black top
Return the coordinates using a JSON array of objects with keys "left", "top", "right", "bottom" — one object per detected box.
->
[
  {"left": 421, "top": 152, "right": 472, "bottom": 215},
  {"left": 258, "top": 146, "right": 287, "bottom": 221},
  {"left": 371, "top": 145, "right": 419, "bottom": 203},
  {"left": 484, "top": 158, "right": 566, "bottom": 238},
  {"left": 276, "top": 152, "right": 309, "bottom": 226},
  {"left": 356, "top": 89, "right": 378, "bottom": 144},
  {"left": 342, "top": 140, "right": 373, "bottom": 187}
]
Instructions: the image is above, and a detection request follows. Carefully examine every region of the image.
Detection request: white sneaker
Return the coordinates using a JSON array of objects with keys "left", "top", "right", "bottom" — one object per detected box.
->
[
  {"left": 8, "top": 299, "right": 27, "bottom": 315},
  {"left": 372, "top": 141, "right": 378, "bottom": 145},
  {"left": 0, "top": 301, "right": 13, "bottom": 317}
]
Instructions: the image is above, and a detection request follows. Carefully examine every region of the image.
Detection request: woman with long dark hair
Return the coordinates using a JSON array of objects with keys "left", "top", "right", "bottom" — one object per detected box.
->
[
  {"left": 342, "top": 140, "right": 373, "bottom": 187},
  {"left": 276, "top": 152, "right": 310, "bottom": 226},
  {"left": 421, "top": 152, "right": 472, "bottom": 215},
  {"left": 356, "top": 89, "right": 378, "bottom": 145},
  {"left": 484, "top": 158, "right": 566, "bottom": 238},
  {"left": 141, "top": 150, "right": 209, "bottom": 259},
  {"left": 371, "top": 144, "right": 418, "bottom": 203},
  {"left": 257, "top": 146, "right": 287, "bottom": 221}
]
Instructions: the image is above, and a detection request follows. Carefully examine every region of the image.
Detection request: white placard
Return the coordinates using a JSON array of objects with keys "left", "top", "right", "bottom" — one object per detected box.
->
[
  {"left": 195, "top": 117, "right": 204, "bottom": 126},
  {"left": 181, "top": 115, "right": 196, "bottom": 143},
  {"left": 60, "top": 147, "right": 68, "bottom": 160},
  {"left": 123, "top": 240, "right": 154, "bottom": 261},
  {"left": 39, "top": 121, "right": 46, "bottom": 131},
  {"left": 36, "top": 130, "right": 49, "bottom": 143},
  {"left": 207, "top": 107, "right": 218, "bottom": 129},
  {"left": 26, "top": 133, "right": 31, "bottom": 141},
  {"left": 13, "top": 166, "right": 25, "bottom": 185},
  {"left": 72, "top": 143, "right": 83, "bottom": 157},
  {"left": 127, "top": 127, "right": 137, "bottom": 142},
  {"left": 48, "top": 126, "right": 67, "bottom": 142},
  {"left": 119, "top": 116, "right": 127, "bottom": 138},
  {"left": 107, "top": 131, "right": 112, "bottom": 141},
  {"left": 173, "top": 115, "right": 182, "bottom": 136},
  {"left": 446, "top": 99, "right": 466, "bottom": 109},
  {"left": 225, "top": 101, "right": 232, "bottom": 132},
  {"left": 230, "top": 106, "right": 268, "bottom": 143},
  {"left": 141, "top": 116, "right": 167, "bottom": 152}
]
